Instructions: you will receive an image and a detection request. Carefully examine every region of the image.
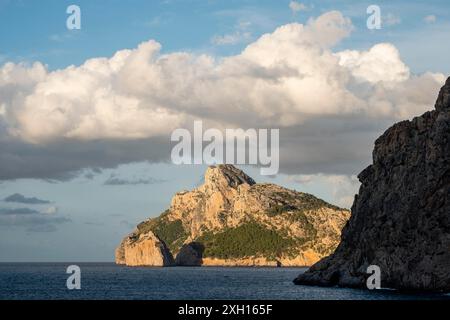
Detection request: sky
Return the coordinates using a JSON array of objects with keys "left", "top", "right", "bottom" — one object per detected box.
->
[{"left": 0, "top": 0, "right": 449, "bottom": 261}]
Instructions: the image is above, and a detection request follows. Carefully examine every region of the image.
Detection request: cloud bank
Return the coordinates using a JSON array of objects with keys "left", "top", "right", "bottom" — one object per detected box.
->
[
  {"left": 4, "top": 193, "right": 51, "bottom": 204},
  {"left": 103, "top": 175, "right": 166, "bottom": 186},
  {"left": 289, "top": 173, "right": 360, "bottom": 208},
  {"left": 0, "top": 11, "right": 445, "bottom": 180},
  {"left": 0, "top": 206, "right": 69, "bottom": 232}
]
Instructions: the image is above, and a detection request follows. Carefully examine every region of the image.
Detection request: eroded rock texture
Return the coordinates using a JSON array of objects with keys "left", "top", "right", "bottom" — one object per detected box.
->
[
  {"left": 294, "top": 77, "right": 450, "bottom": 292},
  {"left": 116, "top": 164, "right": 350, "bottom": 267},
  {"left": 115, "top": 231, "right": 175, "bottom": 267}
]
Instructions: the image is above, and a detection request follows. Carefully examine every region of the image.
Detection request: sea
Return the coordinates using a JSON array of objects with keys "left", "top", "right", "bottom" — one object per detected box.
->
[{"left": 0, "top": 263, "right": 448, "bottom": 300}]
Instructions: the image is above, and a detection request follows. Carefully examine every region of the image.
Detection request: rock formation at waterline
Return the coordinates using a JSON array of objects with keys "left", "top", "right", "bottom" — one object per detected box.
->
[
  {"left": 294, "top": 77, "right": 450, "bottom": 292},
  {"left": 116, "top": 164, "right": 350, "bottom": 267},
  {"left": 115, "top": 231, "right": 175, "bottom": 267}
]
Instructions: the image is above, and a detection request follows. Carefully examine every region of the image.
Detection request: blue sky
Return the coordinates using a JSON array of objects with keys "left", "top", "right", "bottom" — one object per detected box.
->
[
  {"left": 1, "top": 0, "right": 449, "bottom": 72},
  {"left": 0, "top": 0, "right": 449, "bottom": 261}
]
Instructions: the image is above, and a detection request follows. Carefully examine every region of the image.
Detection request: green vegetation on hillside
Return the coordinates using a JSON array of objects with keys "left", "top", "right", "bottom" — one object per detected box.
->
[
  {"left": 297, "top": 193, "right": 342, "bottom": 211},
  {"left": 130, "top": 189, "right": 342, "bottom": 259},
  {"left": 290, "top": 210, "right": 317, "bottom": 239},
  {"left": 266, "top": 204, "right": 297, "bottom": 217},
  {"left": 195, "top": 222, "right": 297, "bottom": 260},
  {"left": 265, "top": 192, "right": 343, "bottom": 218},
  {"left": 136, "top": 212, "right": 188, "bottom": 253}
]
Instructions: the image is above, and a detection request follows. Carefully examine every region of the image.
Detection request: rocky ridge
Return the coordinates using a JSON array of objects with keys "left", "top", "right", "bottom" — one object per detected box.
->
[
  {"left": 116, "top": 164, "right": 350, "bottom": 267},
  {"left": 294, "top": 77, "right": 450, "bottom": 292}
]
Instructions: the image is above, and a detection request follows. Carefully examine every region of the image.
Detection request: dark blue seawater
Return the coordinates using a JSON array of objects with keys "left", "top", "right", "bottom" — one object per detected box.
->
[{"left": 0, "top": 263, "right": 448, "bottom": 300}]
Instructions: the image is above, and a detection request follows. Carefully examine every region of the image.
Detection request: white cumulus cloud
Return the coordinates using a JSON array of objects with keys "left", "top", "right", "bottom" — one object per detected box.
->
[{"left": 0, "top": 10, "right": 446, "bottom": 181}]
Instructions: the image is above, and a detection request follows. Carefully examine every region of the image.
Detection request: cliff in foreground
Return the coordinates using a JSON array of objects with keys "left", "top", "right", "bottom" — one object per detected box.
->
[{"left": 294, "top": 77, "right": 450, "bottom": 292}]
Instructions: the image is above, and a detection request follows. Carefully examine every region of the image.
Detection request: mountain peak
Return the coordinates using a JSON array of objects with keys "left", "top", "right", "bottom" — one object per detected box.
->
[
  {"left": 204, "top": 164, "right": 256, "bottom": 189},
  {"left": 116, "top": 164, "right": 350, "bottom": 268},
  {"left": 435, "top": 76, "right": 450, "bottom": 111}
]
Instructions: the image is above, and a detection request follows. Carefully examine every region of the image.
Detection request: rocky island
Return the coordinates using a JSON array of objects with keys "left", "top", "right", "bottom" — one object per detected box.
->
[
  {"left": 116, "top": 164, "right": 350, "bottom": 267},
  {"left": 294, "top": 77, "right": 450, "bottom": 292}
]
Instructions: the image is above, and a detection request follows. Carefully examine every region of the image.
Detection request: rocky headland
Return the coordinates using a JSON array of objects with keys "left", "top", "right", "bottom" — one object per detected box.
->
[
  {"left": 294, "top": 77, "right": 450, "bottom": 292},
  {"left": 116, "top": 164, "right": 350, "bottom": 267}
]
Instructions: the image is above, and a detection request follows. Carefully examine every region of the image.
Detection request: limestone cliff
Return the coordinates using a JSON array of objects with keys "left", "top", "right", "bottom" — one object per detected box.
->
[
  {"left": 294, "top": 77, "right": 450, "bottom": 292},
  {"left": 115, "top": 231, "right": 175, "bottom": 267},
  {"left": 116, "top": 164, "right": 350, "bottom": 267}
]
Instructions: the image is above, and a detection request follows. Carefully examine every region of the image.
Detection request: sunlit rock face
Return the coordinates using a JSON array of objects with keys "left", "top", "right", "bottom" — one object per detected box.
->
[
  {"left": 115, "top": 231, "right": 175, "bottom": 267},
  {"left": 116, "top": 164, "right": 350, "bottom": 267}
]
